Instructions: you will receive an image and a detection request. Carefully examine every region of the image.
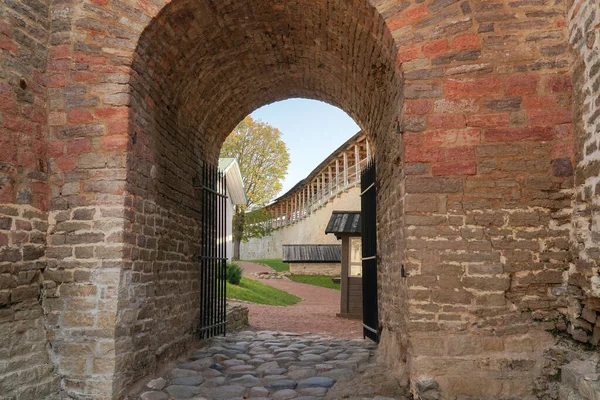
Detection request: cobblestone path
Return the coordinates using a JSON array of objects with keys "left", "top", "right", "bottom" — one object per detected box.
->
[{"left": 137, "top": 330, "right": 402, "bottom": 400}]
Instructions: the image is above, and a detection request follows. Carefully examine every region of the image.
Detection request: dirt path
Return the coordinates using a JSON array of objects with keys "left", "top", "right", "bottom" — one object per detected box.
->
[{"left": 234, "top": 261, "right": 363, "bottom": 339}]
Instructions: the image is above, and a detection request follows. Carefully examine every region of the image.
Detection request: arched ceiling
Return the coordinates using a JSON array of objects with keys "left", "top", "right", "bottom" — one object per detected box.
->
[{"left": 130, "top": 0, "right": 403, "bottom": 159}]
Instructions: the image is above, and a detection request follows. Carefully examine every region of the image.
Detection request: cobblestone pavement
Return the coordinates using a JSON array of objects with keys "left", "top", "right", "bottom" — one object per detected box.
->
[{"left": 137, "top": 330, "right": 406, "bottom": 400}]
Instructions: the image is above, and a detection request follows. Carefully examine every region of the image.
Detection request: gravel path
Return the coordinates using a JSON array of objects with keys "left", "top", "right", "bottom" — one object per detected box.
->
[
  {"left": 137, "top": 330, "right": 406, "bottom": 400},
  {"left": 236, "top": 262, "right": 362, "bottom": 340}
]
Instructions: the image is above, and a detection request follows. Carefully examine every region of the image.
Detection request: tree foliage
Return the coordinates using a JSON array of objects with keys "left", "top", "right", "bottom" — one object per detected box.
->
[
  {"left": 239, "top": 208, "right": 274, "bottom": 242},
  {"left": 220, "top": 116, "right": 290, "bottom": 258},
  {"left": 220, "top": 116, "right": 290, "bottom": 208}
]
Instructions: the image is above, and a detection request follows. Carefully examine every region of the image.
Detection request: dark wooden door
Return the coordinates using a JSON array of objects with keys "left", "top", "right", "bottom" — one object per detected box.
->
[{"left": 360, "top": 159, "right": 379, "bottom": 342}]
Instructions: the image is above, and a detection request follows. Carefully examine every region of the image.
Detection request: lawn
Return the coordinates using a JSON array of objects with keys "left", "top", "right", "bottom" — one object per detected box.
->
[
  {"left": 226, "top": 277, "right": 301, "bottom": 306},
  {"left": 289, "top": 275, "right": 341, "bottom": 290},
  {"left": 247, "top": 258, "right": 341, "bottom": 290},
  {"left": 249, "top": 258, "right": 290, "bottom": 272}
]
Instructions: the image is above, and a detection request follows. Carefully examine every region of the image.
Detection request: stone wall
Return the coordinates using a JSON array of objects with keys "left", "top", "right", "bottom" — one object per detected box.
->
[
  {"left": 226, "top": 304, "right": 249, "bottom": 332},
  {"left": 37, "top": 0, "right": 401, "bottom": 398},
  {"left": 289, "top": 262, "right": 341, "bottom": 276},
  {"left": 568, "top": 0, "right": 600, "bottom": 346},
  {"left": 241, "top": 186, "right": 361, "bottom": 260},
  {"left": 0, "top": 0, "right": 598, "bottom": 398},
  {"left": 381, "top": 0, "right": 576, "bottom": 395},
  {"left": 0, "top": 0, "right": 59, "bottom": 397},
  {"left": 0, "top": 205, "right": 59, "bottom": 399}
]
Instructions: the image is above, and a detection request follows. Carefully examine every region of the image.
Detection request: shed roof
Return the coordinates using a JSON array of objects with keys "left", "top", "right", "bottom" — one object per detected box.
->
[
  {"left": 282, "top": 244, "right": 341, "bottom": 263},
  {"left": 325, "top": 211, "right": 361, "bottom": 237},
  {"left": 218, "top": 158, "right": 248, "bottom": 205}
]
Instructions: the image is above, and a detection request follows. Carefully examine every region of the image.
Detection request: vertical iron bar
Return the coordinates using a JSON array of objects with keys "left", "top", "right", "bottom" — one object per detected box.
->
[
  {"left": 222, "top": 171, "right": 226, "bottom": 335},
  {"left": 217, "top": 171, "right": 223, "bottom": 335},
  {"left": 201, "top": 163, "right": 206, "bottom": 338},
  {"left": 205, "top": 163, "right": 210, "bottom": 338},
  {"left": 201, "top": 164, "right": 206, "bottom": 338},
  {"left": 221, "top": 171, "right": 226, "bottom": 335},
  {"left": 210, "top": 164, "right": 215, "bottom": 337},
  {"left": 198, "top": 162, "right": 228, "bottom": 338},
  {"left": 213, "top": 165, "right": 217, "bottom": 336},
  {"left": 212, "top": 164, "right": 219, "bottom": 336}
]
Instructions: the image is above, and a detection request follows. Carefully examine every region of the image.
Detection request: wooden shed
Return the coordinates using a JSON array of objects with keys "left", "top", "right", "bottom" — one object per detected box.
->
[
  {"left": 282, "top": 244, "right": 341, "bottom": 276},
  {"left": 325, "top": 211, "right": 362, "bottom": 319}
]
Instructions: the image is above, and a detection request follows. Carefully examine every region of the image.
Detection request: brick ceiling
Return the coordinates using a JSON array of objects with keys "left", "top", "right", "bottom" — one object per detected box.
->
[{"left": 130, "top": 0, "right": 403, "bottom": 159}]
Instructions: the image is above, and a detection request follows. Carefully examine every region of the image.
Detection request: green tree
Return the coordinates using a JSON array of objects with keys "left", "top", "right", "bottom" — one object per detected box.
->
[{"left": 220, "top": 116, "right": 290, "bottom": 259}]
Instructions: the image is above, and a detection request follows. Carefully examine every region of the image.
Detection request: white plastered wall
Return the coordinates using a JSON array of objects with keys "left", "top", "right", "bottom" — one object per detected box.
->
[{"left": 240, "top": 186, "right": 360, "bottom": 260}]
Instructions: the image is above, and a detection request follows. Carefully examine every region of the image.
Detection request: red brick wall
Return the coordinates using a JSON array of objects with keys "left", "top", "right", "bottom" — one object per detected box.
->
[
  {"left": 0, "top": 0, "right": 595, "bottom": 398},
  {"left": 377, "top": 0, "right": 576, "bottom": 395}
]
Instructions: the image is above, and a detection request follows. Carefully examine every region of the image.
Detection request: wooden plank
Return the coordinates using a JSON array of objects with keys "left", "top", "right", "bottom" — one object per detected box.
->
[{"left": 341, "top": 237, "right": 349, "bottom": 315}]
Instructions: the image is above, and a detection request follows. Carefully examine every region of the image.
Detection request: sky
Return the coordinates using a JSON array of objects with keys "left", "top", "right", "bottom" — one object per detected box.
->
[{"left": 251, "top": 98, "right": 360, "bottom": 197}]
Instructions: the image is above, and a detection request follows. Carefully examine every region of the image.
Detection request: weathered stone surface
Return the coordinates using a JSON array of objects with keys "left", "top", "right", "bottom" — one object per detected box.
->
[
  {"left": 264, "top": 380, "right": 298, "bottom": 391},
  {"left": 561, "top": 361, "right": 597, "bottom": 389},
  {"left": 297, "top": 377, "right": 336, "bottom": 389},
  {"left": 578, "top": 376, "right": 600, "bottom": 400},
  {"left": 140, "top": 392, "right": 169, "bottom": 400},
  {"left": 248, "top": 386, "right": 269, "bottom": 397},
  {"left": 200, "top": 385, "right": 246, "bottom": 400},
  {"left": 298, "top": 387, "right": 328, "bottom": 397},
  {"left": 0, "top": 0, "right": 593, "bottom": 398},
  {"left": 287, "top": 368, "right": 317, "bottom": 381},
  {"left": 171, "top": 376, "right": 205, "bottom": 386},
  {"left": 171, "top": 369, "right": 199, "bottom": 378},
  {"left": 229, "top": 374, "right": 260, "bottom": 387},
  {"left": 165, "top": 385, "right": 202, "bottom": 399},
  {"left": 147, "top": 378, "right": 167, "bottom": 391},
  {"left": 271, "top": 389, "right": 298, "bottom": 400}
]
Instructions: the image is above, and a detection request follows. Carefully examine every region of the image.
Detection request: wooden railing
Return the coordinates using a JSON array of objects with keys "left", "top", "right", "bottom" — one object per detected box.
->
[{"left": 264, "top": 157, "right": 370, "bottom": 230}]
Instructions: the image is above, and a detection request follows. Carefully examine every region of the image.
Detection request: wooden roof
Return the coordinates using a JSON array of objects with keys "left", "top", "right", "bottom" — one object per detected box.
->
[
  {"left": 325, "top": 211, "right": 361, "bottom": 237},
  {"left": 282, "top": 244, "right": 341, "bottom": 263},
  {"left": 272, "top": 131, "right": 366, "bottom": 202}
]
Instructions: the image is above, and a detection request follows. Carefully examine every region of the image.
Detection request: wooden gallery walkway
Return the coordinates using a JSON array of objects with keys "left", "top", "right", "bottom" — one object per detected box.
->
[{"left": 236, "top": 262, "right": 362, "bottom": 339}]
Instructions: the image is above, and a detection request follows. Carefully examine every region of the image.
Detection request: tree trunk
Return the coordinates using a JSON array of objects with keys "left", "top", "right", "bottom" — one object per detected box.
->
[
  {"left": 232, "top": 208, "right": 245, "bottom": 260},
  {"left": 233, "top": 238, "right": 241, "bottom": 260}
]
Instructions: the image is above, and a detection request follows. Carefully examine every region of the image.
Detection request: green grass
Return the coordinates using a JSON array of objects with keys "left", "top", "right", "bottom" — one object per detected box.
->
[
  {"left": 249, "top": 258, "right": 290, "bottom": 272},
  {"left": 247, "top": 259, "right": 341, "bottom": 290},
  {"left": 226, "top": 277, "right": 300, "bottom": 306},
  {"left": 289, "top": 275, "right": 341, "bottom": 290}
]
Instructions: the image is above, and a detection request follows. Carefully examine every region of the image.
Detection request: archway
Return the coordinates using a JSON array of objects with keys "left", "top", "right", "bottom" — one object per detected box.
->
[
  {"left": 38, "top": 0, "right": 578, "bottom": 398},
  {"left": 117, "top": 0, "right": 402, "bottom": 396}
]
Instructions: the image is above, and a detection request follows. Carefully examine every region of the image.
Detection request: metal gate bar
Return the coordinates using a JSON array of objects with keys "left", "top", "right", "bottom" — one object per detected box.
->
[
  {"left": 361, "top": 158, "right": 379, "bottom": 343},
  {"left": 198, "top": 163, "right": 227, "bottom": 339}
]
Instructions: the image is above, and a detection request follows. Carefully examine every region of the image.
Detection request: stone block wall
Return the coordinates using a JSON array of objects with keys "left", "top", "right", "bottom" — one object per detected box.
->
[
  {"left": 1, "top": 0, "right": 599, "bottom": 398},
  {"left": 377, "top": 0, "right": 577, "bottom": 395},
  {"left": 568, "top": 0, "right": 600, "bottom": 347},
  {"left": 0, "top": 205, "right": 59, "bottom": 399},
  {"left": 289, "top": 262, "right": 341, "bottom": 276},
  {"left": 0, "top": 0, "right": 60, "bottom": 397},
  {"left": 226, "top": 304, "right": 249, "bottom": 332},
  {"left": 40, "top": 1, "right": 401, "bottom": 397}
]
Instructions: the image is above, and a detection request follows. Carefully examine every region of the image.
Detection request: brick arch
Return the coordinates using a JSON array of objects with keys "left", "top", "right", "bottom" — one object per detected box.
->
[
  {"left": 38, "top": 0, "right": 579, "bottom": 398},
  {"left": 117, "top": 0, "right": 403, "bottom": 397},
  {"left": 128, "top": 0, "right": 402, "bottom": 162}
]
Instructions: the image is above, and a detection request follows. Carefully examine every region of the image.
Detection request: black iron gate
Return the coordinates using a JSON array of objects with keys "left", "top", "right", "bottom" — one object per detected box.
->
[
  {"left": 361, "top": 158, "right": 379, "bottom": 342},
  {"left": 198, "top": 163, "right": 227, "bottom": 339}
]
